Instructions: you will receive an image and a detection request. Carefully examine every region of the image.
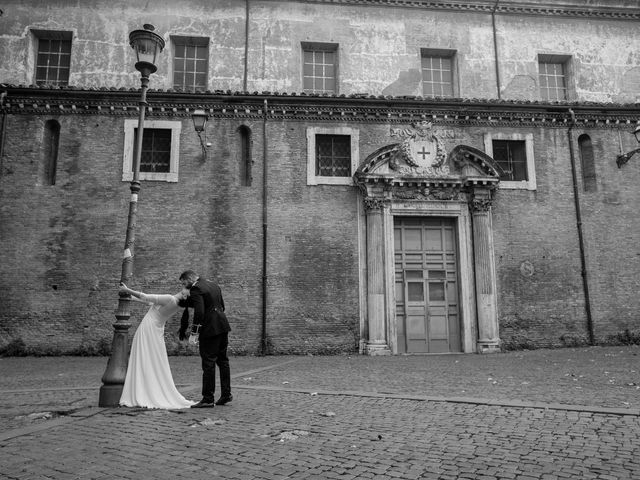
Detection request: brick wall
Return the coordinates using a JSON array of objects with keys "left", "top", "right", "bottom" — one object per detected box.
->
[
  {"left": 0, "top": 111, "right": 364, "bottom": 354},
  {"left": 3, "top": 106, "right": 640, "bottom": 354}
]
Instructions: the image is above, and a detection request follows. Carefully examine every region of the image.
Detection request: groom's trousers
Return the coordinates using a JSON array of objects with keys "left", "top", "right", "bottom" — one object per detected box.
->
[{"left": 199, "top": 332, "right": 231, "bottom": 402}]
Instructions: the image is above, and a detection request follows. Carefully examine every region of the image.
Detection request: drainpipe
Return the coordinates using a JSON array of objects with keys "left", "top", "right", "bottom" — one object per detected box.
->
[
  {"left": 567, "top": 108, "right": 595, "bottom": 345},
  {"left": 491, "top": 0, "right": 502, "bottom": 99},
  {"left": 243, "top": 0, "right": 250, "bottom": 92},
  {"left": 261, "top": 98, "right": 268, "bottom": 354},
  {"left": 0, "top": 91, "right": 7, "bottom": 179}
]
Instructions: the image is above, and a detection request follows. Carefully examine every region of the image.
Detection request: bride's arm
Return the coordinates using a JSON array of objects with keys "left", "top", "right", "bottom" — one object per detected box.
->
[{"left": 118, "top": 283, "right": 171, "bottom": 305}]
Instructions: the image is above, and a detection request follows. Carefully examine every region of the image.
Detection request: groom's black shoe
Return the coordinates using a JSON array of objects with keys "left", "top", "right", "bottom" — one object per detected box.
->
[
  {"left": 191, "top": 400, "right": 215, "bottom": 408},
  {"left": 215, "top": 394, "right": 233, "bottom": 406}
]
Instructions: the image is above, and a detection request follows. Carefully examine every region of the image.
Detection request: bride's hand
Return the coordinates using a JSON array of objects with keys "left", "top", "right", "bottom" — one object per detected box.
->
[{"left": 118, "top": 282, "right": 129, "bottom": 294}]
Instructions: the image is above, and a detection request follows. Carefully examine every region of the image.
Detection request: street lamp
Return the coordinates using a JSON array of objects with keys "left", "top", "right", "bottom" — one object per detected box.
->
[
  {"left": 616, "top": 124, "right": 640, "bottom": 168},
  {"left": 99, "top": 24, "right": 165, "bottom": 407},
  {"left": 192, "top": 109, "right": 209, "bottom": 160}
]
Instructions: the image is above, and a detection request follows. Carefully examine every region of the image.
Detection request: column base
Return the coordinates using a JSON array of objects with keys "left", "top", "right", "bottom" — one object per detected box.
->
[
  {"left": 477, "top": 341, "right": 501, "bottom": 354},
  {"left": 364, "top": 341, "right": 391, "bottom": 356}
]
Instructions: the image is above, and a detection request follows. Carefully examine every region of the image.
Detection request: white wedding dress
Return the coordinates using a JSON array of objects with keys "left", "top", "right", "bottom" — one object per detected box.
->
[{"left": 119, "top": 293, "right": 195, "bottom": 409}]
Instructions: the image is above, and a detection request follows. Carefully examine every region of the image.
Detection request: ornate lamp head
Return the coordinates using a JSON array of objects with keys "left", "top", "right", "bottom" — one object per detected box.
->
[{"left": 129, "top": 24, "right": 165, "bottom": 77}]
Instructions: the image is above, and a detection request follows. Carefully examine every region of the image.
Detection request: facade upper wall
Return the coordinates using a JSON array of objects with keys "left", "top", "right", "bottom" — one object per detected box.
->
[
  {"left": 496, "top": 14, "right": 640, "bottom": 102},
  {"left": 0, "top": 0, "right": 247, "bottom": 90},
  {"left": 1, "top": 0, "right": 640, "bottom": 102}
]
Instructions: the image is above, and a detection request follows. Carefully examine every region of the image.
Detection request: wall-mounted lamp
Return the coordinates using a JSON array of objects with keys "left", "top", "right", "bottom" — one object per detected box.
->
[
  {"left": 616, "top": 124, "right": 640, "bottom": 168},
  {"left": 192, "top": 109, "right": 208, "bottom": 160}
]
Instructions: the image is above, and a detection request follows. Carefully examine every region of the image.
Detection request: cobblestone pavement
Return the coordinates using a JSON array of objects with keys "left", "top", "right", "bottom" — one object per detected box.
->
[{"left": 1, "top": 346, "right": 639, "bottom": 479}]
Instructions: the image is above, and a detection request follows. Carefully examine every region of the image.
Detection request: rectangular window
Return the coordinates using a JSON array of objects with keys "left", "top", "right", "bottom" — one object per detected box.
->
[
  {"left": 122, "top": 119, "right": 182, "bottom": 182},
  {"left": 484, "top": 133, "right": 536, "bottom": 190},
  {"left": 302, "top": 43, "right": 338, "bottom": 94},
  {"left": 172, "top": 36, "right": 209, "bottom": 92},
  {"left": 134, "top": 129, "right": 172, "bottom": 173},
  {"left": 316, "top": 135, "right": 351, "bottom": 177},
  {"left": 421, "top": 49, "right": 456, "bottom": 98},
  {"left": 32, "top": 30, "right": 72, "bottom": 86},
  {"left": 492, "top": 140, "right": 527, "bottom": 181},
  {"left": 538, "top": 55, "right": 571, "bottom": 101},
  {"left": 306, "top": 127, "right": 359, "bottom": 186}
]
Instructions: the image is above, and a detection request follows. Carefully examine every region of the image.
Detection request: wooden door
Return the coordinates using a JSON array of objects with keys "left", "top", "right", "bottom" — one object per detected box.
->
[{"left": 395, "top": 217, "right": 461, "bottom": 353}]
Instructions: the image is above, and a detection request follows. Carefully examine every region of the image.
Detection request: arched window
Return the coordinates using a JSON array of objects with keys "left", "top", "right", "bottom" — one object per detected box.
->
[
  {"left": 578, "top": 134, "right": 596, "bottom": 192},
  {"left": 238, "top": 125, "right": 252, "bottom": 186},
  {"left": 43, "top": 120, "right": 60, "bottom": 185}
]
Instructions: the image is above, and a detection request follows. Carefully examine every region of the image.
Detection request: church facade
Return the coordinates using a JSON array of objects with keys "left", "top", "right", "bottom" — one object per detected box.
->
[{"left": 1, "top": 0, "right": 640, "bottom": 355}]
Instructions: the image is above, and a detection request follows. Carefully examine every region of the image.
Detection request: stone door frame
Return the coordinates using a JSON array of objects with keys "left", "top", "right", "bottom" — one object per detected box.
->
[
  {"left": 355, "top": 144, "right": 502, "bottom": 355},
  {"left": 387, "top": 201, "right": 475, "bottom": 354}
]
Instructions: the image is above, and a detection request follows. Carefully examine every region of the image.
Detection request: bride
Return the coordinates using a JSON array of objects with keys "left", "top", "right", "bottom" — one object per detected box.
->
[{"left": 118, "top": 283, "right": 195, "bottom": 409}]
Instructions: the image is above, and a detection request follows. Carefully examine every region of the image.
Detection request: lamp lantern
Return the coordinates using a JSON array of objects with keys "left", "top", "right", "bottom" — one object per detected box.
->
[
  {"left": 192, "top": 109, "right": 209, "bottom": 160},
  {"left": 129, "top": 24, "right": 165, "bottom": 76},
  {"left": 192, "top": 109, "right": 208, "bottom": 133},
  {"left": 616, "top": 124, "right": 640, "bottom": 168}
]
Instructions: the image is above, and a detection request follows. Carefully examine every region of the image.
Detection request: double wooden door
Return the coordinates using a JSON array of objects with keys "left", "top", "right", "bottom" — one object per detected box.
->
[{"left": 394, "top": 217, "right": 461, "bottom": 353}]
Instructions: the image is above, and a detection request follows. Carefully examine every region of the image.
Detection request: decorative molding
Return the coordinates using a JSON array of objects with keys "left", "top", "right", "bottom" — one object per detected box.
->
[
  {"left": 392, "top": 185, "right": 464, "bottom": 202},
  {"left": 470, "top": 197, "right": 493, "bottom": 212},
  {"left": 2, "top": 85, "right": 639, "bottom": 128},
  {"left": 389, "top": 121, "right": 449, "bottom": 176},
  {"left": 293, "top": 0, "right": 640, "bottom": 21},
  {"left": 363, "top": 197, "right": 388, "bottom": 211}
]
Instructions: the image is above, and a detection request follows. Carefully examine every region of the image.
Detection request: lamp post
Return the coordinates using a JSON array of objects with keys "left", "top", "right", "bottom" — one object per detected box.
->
[
  {"left": 99, "top": 24, "right": 165, "bottom": 407},
  {"left": 616, "top": 125, "right": 640, "bottom": 168},
  {"left": 192, "top": 109, "right": 209, "bottom": 160}
]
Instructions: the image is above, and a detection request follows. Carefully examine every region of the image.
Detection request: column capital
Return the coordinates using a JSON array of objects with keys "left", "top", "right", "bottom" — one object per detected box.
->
[
  {"left": 364, "top": 197, "right": 388, "bottom": 211},
  {"left": 470, "top": 197, "right": 493, "bottom": 212}
]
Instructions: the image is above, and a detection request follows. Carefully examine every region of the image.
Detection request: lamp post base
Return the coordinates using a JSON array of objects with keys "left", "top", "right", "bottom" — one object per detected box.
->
[
  {"left": 98, "top": 384, "right": 124, "bottom": 407},
  {"left": 98, "top": 317, "right": 131, "bottom": 407}
]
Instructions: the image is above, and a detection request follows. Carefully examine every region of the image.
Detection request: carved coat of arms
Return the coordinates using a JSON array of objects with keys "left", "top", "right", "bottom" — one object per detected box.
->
[{"left": 389, "top": 121, "right": 449, "bottom": 176}]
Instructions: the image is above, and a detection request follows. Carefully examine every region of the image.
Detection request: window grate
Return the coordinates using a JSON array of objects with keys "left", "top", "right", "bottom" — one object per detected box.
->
[
  {"left": 134, "top": 129, "right": 172, "bottom": 173},
  {"left": 316, "top": 135, "right": 350, "bottom": 177},
  {"left": 492, "top": 140, "right": 528, "bottom": 181}
]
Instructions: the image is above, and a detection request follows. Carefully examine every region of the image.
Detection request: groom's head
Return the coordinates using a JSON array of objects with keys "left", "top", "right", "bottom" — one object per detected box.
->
[{"left": 180, "top": 270, "right": 199, "bottom": 289}]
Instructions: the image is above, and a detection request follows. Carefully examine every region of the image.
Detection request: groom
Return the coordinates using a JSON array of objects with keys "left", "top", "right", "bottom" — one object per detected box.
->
[{"left": 179, "top": 270, "right": 232, "bottom": 408}]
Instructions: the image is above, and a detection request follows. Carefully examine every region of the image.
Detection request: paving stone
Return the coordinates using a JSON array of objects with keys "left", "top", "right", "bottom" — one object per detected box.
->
[{"left": 1, "top": 348, "right": 640, "bottom": 479}]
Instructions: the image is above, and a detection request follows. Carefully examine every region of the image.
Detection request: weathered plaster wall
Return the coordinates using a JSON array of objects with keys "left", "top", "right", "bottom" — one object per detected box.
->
[
  {"left": 247, "top": 2, "right": 497, "bottom": 98},
  {"left": 0, "top": 0, "right": 246, "bottom": 91},
  {"left": 3, "top": 0, "right": 640, "bottom": 102},
  {"left": 497, "top": 14, "right": 640, "bottom": 102}
]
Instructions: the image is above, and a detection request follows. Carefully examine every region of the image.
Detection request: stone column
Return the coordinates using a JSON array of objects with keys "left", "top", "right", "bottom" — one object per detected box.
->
[
  {"left": 471, "top": 192, "right": 500, "bottom": 353},
  {"left": 364, "top": 198, "right": 391, "bottom": 355}
]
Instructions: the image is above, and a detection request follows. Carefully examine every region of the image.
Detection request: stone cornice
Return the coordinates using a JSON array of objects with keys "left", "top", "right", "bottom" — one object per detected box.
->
[
  {"left": 293, "top": 0, "right": 640, "bottom": 20},
  {"left": 1, "top": 85, "right": 638, "bottom": 129}
]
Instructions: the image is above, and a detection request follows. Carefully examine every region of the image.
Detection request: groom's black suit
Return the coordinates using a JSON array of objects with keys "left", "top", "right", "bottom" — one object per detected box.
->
[{"left": 181, "top": 278, "right": 231, "bottom": 403}]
